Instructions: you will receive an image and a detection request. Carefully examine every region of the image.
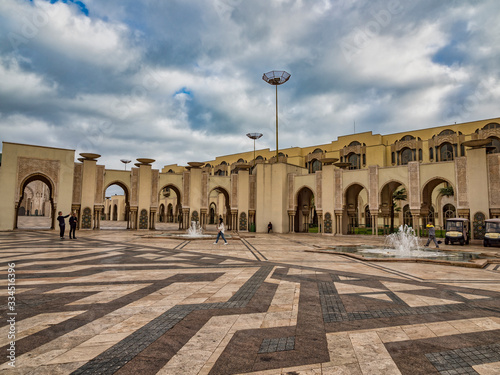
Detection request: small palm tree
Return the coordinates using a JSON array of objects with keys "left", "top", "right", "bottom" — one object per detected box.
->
[
  {"left": 439, "top": 185, "right": 454, "bottom": 197},
  {"left": 391, "top": 188, "right": 407, "bottom": 232}
]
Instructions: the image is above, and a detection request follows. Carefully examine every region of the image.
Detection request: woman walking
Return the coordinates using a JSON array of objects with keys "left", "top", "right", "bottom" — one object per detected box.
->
[{"left": 214, "top": 217, "right": 228, "bottom": 245}]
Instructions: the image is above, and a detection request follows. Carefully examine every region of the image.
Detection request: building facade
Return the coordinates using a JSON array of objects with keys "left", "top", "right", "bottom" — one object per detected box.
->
[{"left": 1, "top": 117, "right": 499, "bottom": 237}]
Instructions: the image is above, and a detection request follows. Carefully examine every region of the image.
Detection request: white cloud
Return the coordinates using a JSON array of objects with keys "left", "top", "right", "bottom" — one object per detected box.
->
[{"left": 0, "top": 0, "right": 499, "bottom": 168}]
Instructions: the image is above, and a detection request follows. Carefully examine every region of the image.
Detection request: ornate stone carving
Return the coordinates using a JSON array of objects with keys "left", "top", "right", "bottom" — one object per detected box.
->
[
  {"left": 407, "top": 162, "right": 420, "bottom": 210},
  {"left": 341, "top": 144, "right": 361, "bottom": 157},
  {"left": 139, "top": 209, "right": 148, "bottom": 229},
  {"left": 201, "top": 173, "right": 208, "bottom": 208},
  {"left": 72, "top": 163, "right": 82, "bottom": 205},
  {"left": 239, "top": 212, "right": 247, "bottom": 231},
  {"left": 95, "top": 165, "right": 105, "bottom": 204},
  {"left": 392, "top": 139, "right": 423, "bottom": 152},
  {"left": 151, "top": 170, "right": 159, "bottom": 207},
  {"left": 368, "top": 165, "right": 379, "bottom": 211},
  {"left": 315, "top": 171, "right": 322, "bottom": 210},
  {"left": 288, "top": 174, "right": 295, "bottom": 210},
  {"left": 488, "top": 154, "right": 500, "bottom": 207},
  {"left": 16, "top": 157, "right": 60, "bottom": 203},
  {"left": 231, "top": 174, "right": 238, "bottom": 208},
  {"left": 249, "top": 175, "right": 256, "bottom": 210},
  {"left": 182, "top": 171, "right": 190, "bottom": 207},
  {"left": 478, "top": 128, "right": 500, "bottom": 140},
  {"left": 130, "top": 168, "right": 139, "bottom": 206},
  {"left": 324, "top": 212, "right": 333, "bottom": 233},
  {"left": 334, "top": 169, "right": 343, "bottom": 210},
  {"left": 81, "top": 207, "right": 92, "bottom": 229},
  {"left": 455, "top": 157, "right": 468, "bottom": 208}
]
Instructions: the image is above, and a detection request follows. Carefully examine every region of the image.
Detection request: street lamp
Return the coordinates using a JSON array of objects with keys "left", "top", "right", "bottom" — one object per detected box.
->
[
  {"left": 262, "top": 70, "right": 291, "bottom": 160},
  {"left": 246, "top": 133, "right": 263, "bottom": 168},
  {"left": 120, "top": 159, "right": 131, "bottom": 170}
]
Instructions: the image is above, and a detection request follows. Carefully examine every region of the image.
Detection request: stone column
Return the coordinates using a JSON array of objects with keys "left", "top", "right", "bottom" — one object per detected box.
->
[
  {"left": 411, "top": 210, "right": 421, "bottom": 237},
  {"left": 335, "top": 210, "right": 343, "bottom": 235},
  {"left": 129, "top": 208, "right": 137, "bottom": 230},
  {"left": 231, "top": 209, "right": 238, "bottom": 231},
  {"left": 317, "top": 211, "right": 323, "bottom": 234},
  {"left": 182, "top": 208, "right": 190, "bottom": 230},
  {"left": 288, "top": 210, "right": 295, "bottom": 233},
  {"left": 371, "top": 214, "right": 378, "bottom": 235}
]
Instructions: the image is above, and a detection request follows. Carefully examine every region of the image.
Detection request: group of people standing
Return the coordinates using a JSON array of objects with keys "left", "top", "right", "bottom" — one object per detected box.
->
[{"left": 57, "top": 212, "right": 78, "bottom": 240}]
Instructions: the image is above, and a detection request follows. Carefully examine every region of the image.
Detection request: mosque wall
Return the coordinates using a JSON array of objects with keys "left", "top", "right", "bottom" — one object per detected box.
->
[{"left": 1, "top": 117, "right": 500, "bottom": 234}]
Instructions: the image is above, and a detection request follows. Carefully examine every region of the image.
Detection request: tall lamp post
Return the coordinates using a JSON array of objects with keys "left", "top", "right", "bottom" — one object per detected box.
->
[
  {"left": 120, "top": 159, "right": 131, "bottom": 171},
  {"left": 246, "top": 133, "right": 263, "bottom": 169},
  {"left": 262, "top": 70, "right": 291, "bottom": 160}
]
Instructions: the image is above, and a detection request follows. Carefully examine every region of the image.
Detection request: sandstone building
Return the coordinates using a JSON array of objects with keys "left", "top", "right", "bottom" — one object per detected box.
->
[{"left": 1, "top": 117, "right": 499, "bottom": 239}]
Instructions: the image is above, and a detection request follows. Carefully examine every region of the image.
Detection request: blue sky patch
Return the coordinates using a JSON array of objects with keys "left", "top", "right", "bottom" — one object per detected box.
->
[{"left": 28, "top": 0, "right": 89, "bottom": 16}]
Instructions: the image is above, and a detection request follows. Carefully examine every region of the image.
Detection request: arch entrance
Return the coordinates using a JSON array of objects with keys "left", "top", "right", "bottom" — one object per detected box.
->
[
  {"left": 422, "top": 178, "right": 457, "bottom": 231},
  {"left": 16, "top": 174, "right": 55, "bottom": 230},
  {"left": 344, "top": 184, "right": 368, "bottom": 234},
  {"left": 101, "top": 182, "right": 130, "bottom": 229},
  {"left": 157, "top": 185, "right": 182, "bottom": 230},
  {"left": 209, "top": 187, "right": 231, "bottom": 230},
  {"left": 379, "top": 181, "right": 407, "bottom": 233},
  {"left": 295, "top": 187, "right": 316, "bottom": 233}
]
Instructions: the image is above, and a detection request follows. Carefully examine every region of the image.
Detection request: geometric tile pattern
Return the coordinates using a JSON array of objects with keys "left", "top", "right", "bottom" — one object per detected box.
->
[
  {"left": 426, "top": 344, "right": 500, "bottom": 374},
  {"left": 1, "top": 230, "right": 500, "bottom": 375},
  {"left": 258, "top": 336, "right": 295, "bottom": 353}
]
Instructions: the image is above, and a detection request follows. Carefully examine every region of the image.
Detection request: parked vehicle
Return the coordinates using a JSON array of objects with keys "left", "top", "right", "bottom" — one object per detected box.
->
[
  {"left": 484, "top": 218, "right": 500, "bottom": 247},
  {"left": 445, "top": 218, "right": 470, "bottom": 246}
]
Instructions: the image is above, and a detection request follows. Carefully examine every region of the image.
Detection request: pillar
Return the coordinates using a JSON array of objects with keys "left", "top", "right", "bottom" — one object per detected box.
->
[
  {"left": 371, "top": 214, "right": 378, "bottom": 235},
  {"left": 288, "top": 210, "right": 295, "bottom": 233}
]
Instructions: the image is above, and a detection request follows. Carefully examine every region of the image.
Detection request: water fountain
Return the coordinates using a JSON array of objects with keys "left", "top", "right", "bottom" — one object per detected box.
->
[
  {"left": 146, "top": 220, "right": 227, "bottom": 239},
  {"left": 186, "top": 221, "right": 208, "bottom": 238},
  {"left": 329, "top": 225, "right": 481, "bottom": 262}
]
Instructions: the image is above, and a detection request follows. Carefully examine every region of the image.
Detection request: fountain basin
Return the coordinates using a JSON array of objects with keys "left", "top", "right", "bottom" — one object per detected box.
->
[
  {"left": 144, "top": 232, "right": 234, "bottom": 240},
  {"left": 325, "top": 245, "right": 482, "bottom": 262}
]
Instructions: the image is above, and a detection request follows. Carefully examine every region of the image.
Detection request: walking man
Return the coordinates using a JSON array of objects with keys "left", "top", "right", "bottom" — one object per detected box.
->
[
  {"left": 69, "top": 212, "right": 78, "bottom": 239},
  {"left": 424, "top": 222, "right": 439, "bottom": 248},
  {"left": 213, "top": 217, "right": 228, "bottom": 245},
  {"left": 57, "top": 211, "right": 70, "bottom": 239}
]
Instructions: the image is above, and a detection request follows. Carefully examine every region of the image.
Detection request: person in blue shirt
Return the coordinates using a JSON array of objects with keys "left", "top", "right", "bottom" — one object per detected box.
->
[{"left": 57, "top": 211, "right": 70, "bottom": 239}]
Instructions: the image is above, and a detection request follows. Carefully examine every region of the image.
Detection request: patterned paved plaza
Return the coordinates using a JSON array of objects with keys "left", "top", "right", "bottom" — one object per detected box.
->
[{"left": 1, "top": 230, "right": 500, "bottom": 374}]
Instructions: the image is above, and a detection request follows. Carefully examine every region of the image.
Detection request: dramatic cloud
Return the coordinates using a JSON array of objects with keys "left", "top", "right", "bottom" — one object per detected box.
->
[{"left": 1, "top": 0, "right": 499, "bottom": 169}]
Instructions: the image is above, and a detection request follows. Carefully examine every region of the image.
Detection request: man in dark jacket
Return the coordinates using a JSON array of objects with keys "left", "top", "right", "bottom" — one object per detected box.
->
[
  {"left": 57, "top": 211, "right": 70, "bottom": 239},
  {"left": 69, "top": 213, "right": 78, "bottom": 239}
]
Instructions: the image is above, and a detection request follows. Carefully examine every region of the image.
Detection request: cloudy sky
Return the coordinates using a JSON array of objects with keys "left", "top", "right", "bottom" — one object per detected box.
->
[{"left": 1, "top": 0, "right": 499, "bottom": 170}]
